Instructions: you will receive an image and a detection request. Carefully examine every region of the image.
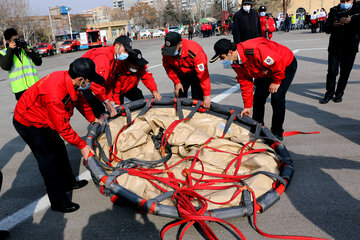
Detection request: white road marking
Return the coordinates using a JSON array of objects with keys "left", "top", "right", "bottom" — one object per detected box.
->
[
  {"left": 0, "top": 47, "right": 328, "bottom": 230},
  {"left": 0, "top": 171, "right": 92, "bottom": 230},
  {"left": 147, "top": 64, "right": 162, "bottom": 69},
  {"left": 212, "top": 84, "right": 240, "bottom": 103}
]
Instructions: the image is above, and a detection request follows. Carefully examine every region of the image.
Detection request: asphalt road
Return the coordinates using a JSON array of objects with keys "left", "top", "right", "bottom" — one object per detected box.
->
[{"left": 0, "top": 30, "right": 359, "bottom": 240}]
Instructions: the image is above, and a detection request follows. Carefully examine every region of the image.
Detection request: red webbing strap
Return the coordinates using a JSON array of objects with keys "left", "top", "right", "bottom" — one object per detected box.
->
[
  {"left": 248, "top": 188, "right": 329, "bottom": 240},
  {"left": 160, "top": 189, "right": 247, "bottom": 240},
  {"left": 283, "top": 131, "right": 320, "bottom": 137}
]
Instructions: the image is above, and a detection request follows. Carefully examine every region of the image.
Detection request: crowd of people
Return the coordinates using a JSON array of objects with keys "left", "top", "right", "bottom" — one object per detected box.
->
[{"left": 0, "top": 0, "right": 359, "bottom": 239}]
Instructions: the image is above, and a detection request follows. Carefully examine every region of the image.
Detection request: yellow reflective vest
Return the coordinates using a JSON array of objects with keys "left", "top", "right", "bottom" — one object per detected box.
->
[{"left": 0, "top": 48, "right": 39, "bottom": 93}]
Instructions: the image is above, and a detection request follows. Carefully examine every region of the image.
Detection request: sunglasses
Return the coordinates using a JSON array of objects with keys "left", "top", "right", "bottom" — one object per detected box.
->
[{"left": 340, "top": 0, "right": 351, "bottom": 2}]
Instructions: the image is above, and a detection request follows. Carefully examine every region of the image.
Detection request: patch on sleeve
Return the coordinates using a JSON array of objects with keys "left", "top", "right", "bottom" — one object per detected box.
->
[
  {"left": 62, "top": 93, "right": 71, "bottom": 106},
  {"left": 245, "top": 49, "right": 254, "bottom": 55},
  {"left": 197, "top": 63, "right": 205, "bottom": 72},
  {"left": 188, "top": 50, "right": 196, "bottom": 59},
  {"left": 264, "top": 56, "right": 275, "bottom": 66}
]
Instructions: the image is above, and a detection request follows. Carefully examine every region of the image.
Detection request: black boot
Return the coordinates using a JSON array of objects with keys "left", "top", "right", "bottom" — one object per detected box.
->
[
  {"left": 333, "top": 92, "right": 343, "bottom": 103},
  {"left": 319, "top": 94, "right": 333, "bottom": 104},
  {"left": 0, "top": 230, "right": 9, "bottom": 240},
  {"left": 51, "top": 201, "right": 80, "bottom": 213}
]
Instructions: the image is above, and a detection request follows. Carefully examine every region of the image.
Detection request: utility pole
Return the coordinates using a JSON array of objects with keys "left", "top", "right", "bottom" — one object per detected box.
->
[
  {"left": 48, "top": 7, "right": 55, "bottom": 42},
  {"left": 66, "top": 7, "right": 73, "bottom": 39}
]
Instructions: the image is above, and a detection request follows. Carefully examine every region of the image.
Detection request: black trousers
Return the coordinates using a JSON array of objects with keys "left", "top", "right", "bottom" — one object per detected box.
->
[
  {"left": 82, "top": 89, "right": 106, "bottom": 118},
  {"left": 188, "top": 32, "right": 193, "bottom": 40},
  {"left": 252, "top": 57, "right": 297, "bottom": 136},
  {"left": 119, "top": 87, "right": 144, "bottom": 105},
  {"left": 325, "top": 51, "right": 357, "bottom": 98},
  {"left": 178, "top": 74, "right": 204, "bottom": 100},
  {"left": 13, "top": 118, "right": 76, "bottom": 206},
  {"left": 15, "top": 90, "right": 26, "bottom": 101}
]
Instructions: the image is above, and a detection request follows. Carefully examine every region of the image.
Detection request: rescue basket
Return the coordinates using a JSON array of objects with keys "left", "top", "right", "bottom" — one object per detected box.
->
[{"left": 84, "top": 97, "right": 294, "bottom": 239}]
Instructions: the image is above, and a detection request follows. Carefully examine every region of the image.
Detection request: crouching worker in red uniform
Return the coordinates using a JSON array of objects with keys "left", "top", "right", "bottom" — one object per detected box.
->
[
  {"left": 13, "top": 58, "right": 104, "bottom": 213},
  {"left": 210, "top": 38, "right": 297, "bottom": 140},
  {"left": 162, "top": 32, "right": 211, "bottom": 108},
  {"left": 113, "top": 49, "right": 162, "bottom": 105},
  {"left": 82, "top": 36, "right": 134, "bottom": 118}
]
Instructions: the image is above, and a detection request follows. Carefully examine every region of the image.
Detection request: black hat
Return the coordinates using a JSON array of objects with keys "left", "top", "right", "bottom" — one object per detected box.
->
[
  {"left": 209, "top": 39, "right": 233, "bottom": 63},
  {"left": 259, "top": 6, "right": 266, "bottom": 12},
  {"left": 242, "top": 0, "right": 253, "bottom": 5},
  {"left": 4, "top": 28, "right": 18, "bottom": 41},
  {"left": 162, "top": 32, "right": 182, "bottom": 56},
  {"left": 68, "top": 58, "right": 105, "bottom": 84},
  {"left": 114, "top": 35, "right": 134, "bottom": 53},
  {"left": 127, "top": 49, "right": 149, "bottom": 66}
]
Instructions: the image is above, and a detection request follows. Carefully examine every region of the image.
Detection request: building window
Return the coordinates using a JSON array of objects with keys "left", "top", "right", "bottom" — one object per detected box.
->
[{"left": 112, "top": 29, "right": 117, "bottom": 38}]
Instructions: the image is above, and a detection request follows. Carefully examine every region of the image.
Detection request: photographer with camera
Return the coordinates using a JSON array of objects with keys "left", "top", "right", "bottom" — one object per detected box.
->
[
  {"left": 0, "top": 28, "right": 42, "bottom": 100},
  {"left": 319, "top": 0, "right": 360, "bottom": 104}
]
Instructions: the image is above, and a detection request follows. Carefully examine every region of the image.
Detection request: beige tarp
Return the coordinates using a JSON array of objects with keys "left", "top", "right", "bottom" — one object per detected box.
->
[{"left": 96, "top": 108, "right": 280, "bottom": 210}]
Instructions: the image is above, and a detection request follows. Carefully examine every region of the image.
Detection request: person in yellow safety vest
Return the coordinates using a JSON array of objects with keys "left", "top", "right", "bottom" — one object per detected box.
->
[
  {"left": 0, "top": 28, "right": 42, "bottom": 100},
  {"left": 291, "top": 14, "right": 297, "bottom": 29}
]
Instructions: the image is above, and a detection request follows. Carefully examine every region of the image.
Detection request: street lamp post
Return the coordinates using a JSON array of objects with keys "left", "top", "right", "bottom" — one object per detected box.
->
[
  {"left": 66, "top": 7, "right": 73, "bottom": 39},
  {"left": 48, "top": 7, "right": 55, "bottom": 41}
]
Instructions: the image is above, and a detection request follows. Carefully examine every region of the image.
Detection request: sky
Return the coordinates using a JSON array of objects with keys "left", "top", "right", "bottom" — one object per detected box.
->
[{"left": 28, "top": 0, "right": 114, "bottom": 15}]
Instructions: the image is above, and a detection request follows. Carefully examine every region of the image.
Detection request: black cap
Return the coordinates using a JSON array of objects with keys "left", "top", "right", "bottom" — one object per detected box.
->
[
  {"left": 114, "top": 35, "right": 133, "bottom": 53},
  {"left": 242, "top": 0, "right": 253, "bottom": 5},
  {"left": 68, "top": 58, "right": 105, "bottom": 84},
  {"left": 162, "top": 32, "right": 182, "bottom": 56},
  {"left": 259, "top": 6, "right": 266, "bottom": 12},
  {"left": 127, "top": 49, "right": 149, "bottom": 66},
  {"left": 209, "top": 39, "right": 233, "bottom": 63}
]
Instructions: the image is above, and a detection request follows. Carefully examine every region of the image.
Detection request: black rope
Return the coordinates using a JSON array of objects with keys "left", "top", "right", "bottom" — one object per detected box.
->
[
  {"left": 222, "top": 110, "right": 239, "bottom": 137},
  {"left": 176, "top": 98, "right": 184, "bottom": 120}
]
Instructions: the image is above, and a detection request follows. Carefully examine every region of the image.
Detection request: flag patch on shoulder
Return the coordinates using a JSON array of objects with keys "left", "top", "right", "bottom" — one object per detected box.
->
[
  {"left": 264, "top": 56, "right": 274, "bottom": 65},
  {"left": 197, "top": 63, "right": 205, "bottom": 72}
]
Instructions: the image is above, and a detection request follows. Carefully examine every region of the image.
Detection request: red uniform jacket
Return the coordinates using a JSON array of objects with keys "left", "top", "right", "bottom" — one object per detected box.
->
[
  {"left": 113, "top": 62, "right": 158, "bottom": 105},
  {"left": 14, "top": 71, "right": 95, "bottom": 149},
  {"left": 201, "top": 24, "right": 206, "bottom": 31},
  {"left": 81, "top": 45, "right": 121, "bottom": 103},
  {"left": 162, "top": 39, "right": 211, "bottom": 96},
  {"left": 259, "top": 16, "right": 276, "bottom": 39},
  {"left": 232, "top": 37, "right": 294, "bottom": 108}
]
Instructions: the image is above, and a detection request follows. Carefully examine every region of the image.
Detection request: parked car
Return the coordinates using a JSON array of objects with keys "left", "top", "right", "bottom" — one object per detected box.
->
[
  {"left": 60, "top": 39, "right": 80, "bottom": 53},
  {"left": 37, "top": 43, "right": 54, "bottom": 57},
  {"left": 139, "top": 30, "right": 151, "bottom": 38},
  {"left": 152, "top": 30, "right": 165, "bottom": 37},
  {"left": 168, "top": 26, "right": 182, "bottom": 34}
]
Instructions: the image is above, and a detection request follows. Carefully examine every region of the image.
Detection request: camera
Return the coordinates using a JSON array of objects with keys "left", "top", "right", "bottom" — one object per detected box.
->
[{"left": 14, "top": 38, "right": 28, "bottom": 49}]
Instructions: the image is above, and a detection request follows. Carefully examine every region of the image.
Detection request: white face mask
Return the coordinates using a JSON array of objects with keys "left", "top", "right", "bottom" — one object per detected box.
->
[
  {"left": 129, "top": 67, "right": 138, "bottom": 73},
  {"left": 260, "top": 12, "right": 266, "bottom": 17},
  {"left": 243, "top": 5, "right": 251, "bottom": 12},
  {"left": 78, "top": 79, "right": 91, "bottom": 91},
  {"left": 115, "top": 52, "right": 128, "bottom": 61}
]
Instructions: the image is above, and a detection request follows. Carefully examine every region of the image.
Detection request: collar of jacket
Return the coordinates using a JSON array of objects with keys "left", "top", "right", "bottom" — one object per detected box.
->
[
  {"left": 235, "top": 43, "right": 248, "bottom": 65},
  {"left": 65, "top": 71, "right": 79, "bottom": 102},
  {"left": 179, "top": 39, "right": 190, "bottom": 58}
]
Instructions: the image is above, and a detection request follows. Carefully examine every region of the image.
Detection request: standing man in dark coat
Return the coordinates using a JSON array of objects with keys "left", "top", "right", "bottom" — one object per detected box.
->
[
  {"left": 232, "top": 0, "right": 261, "bottom": 44},
  {"left": 319, "top": 0, "right": 360, "bottom": 104}
]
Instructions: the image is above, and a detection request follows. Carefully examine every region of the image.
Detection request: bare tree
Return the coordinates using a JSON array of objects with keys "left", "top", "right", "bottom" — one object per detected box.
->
[
  {"left": 71, "top": 14, "right": 88, "bottom": 32},
  {"left": 0, "top": 0, "right": 41, "bottom": 42},
  {"left": 128, "top": 1, "right": 158, "bottom": 28},
  {"left": 110, "top": 8, "right": 129, "bottom": 21}
]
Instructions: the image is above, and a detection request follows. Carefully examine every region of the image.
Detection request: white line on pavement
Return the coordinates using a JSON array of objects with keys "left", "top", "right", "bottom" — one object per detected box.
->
[
  {"left": 0, "top": 171, "right": 92, "bottom": 230},
  {"left": 147, "top": 64, "right": 162, "bottom": 69},
  {"left": 212, "top": 84, "right": 240, "bottom": 103},
  {"left": 0, "top": 47, "right": 328, "bottom": 231}
]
